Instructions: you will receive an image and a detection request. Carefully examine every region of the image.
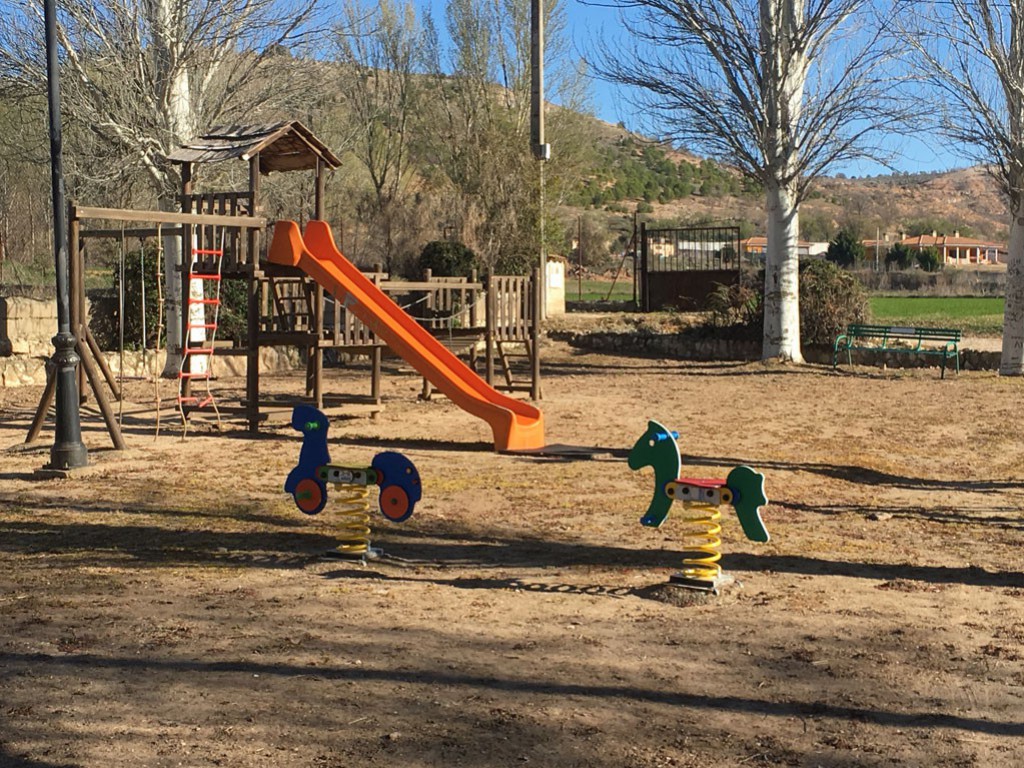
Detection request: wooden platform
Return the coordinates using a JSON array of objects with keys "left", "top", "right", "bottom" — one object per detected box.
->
[{"left": 243, "top": 398, "right": 384, "bottom": 424}]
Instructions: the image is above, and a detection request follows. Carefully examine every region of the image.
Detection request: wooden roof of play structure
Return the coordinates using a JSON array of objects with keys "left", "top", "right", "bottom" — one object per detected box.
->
[{"left": 166, "top": 121, "right": 341, "bottom": 173}]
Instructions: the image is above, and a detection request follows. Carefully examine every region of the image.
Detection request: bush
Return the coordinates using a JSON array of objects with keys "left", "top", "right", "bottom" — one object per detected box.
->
[
  {"left": 799, "top": 258, "right": 869, "bottom": 345},
  {"left": 885, "top": 242, "right": 915, "bottom": 271},
  {"left": 825, "top": 228, "right": 865, "bottom": 269},
  {"left": 570, "top": 213, "right": 616, "bottom": 274},
  {"left": 700, "top": 259, "right": 868, "bottom": 347},
  {"left": 90, "top": 246, "right": 162, "bottom": 351},
  {"left": 494, "top": 242, "right": 536, "bottom": 276},
  {"left": 90, "top": 249, "right": 247, "bottom": 351},
  {"left": 216, "top": 278, "right": 248, "bottom": 345},
  {"left": 705, "top": 281, "right": 762, "bottom": 332},
  {"left": 917, "top": 246, "right": 943, "bottom": 272},
  {"left": 418, "top": 240, "right": 478, "bottom": 278}
]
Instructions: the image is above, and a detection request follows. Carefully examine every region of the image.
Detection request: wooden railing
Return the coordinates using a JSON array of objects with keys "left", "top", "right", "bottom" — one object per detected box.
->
[
  {"left": 489, "top": 275, "right": 532, "bottom": 341},
  {"left": 182, "top": 191, "right": 253, "bottom": 216},
  {"left": 182, "top": 192, "right": 256, "bottom": 272},
  {"left": 382, "top": 271, "right": 484, "bottom": 333},
  {"left": 332, "top": 273, "right": 533, "bottom": 346},
  {"left": 257, "top": 264, "right": 538, "bottom": 396}
]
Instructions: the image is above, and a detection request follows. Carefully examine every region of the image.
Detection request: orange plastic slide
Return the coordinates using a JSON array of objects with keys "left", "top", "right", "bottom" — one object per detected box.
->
[{"left": 268, "top": 220, "right": 545, "bottom": 452}]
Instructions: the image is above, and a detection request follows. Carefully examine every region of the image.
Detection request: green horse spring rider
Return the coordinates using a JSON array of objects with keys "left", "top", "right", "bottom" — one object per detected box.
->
[{"left": 629, "top": 419, "right": 770, "bottom": 589}]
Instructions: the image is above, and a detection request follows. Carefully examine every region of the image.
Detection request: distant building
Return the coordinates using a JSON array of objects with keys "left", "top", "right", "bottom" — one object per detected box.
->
[
  {"left": 739, "top": 233, "right": 1006, "bottom": 266},
  {"left": 740, "top": 236, "right": 819, "bottom": 260},
  {"left": 647, "top": 233, "right": 740, "bottom": 270},
  {"left": 865, "top": 231, "right": 1007, "bottom": 266}
]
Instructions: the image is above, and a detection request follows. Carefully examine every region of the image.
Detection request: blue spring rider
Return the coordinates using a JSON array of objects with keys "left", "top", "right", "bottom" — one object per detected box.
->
[
  {"left": 629, "top": 419, "right": 769, "bottom": 589},
  {"left": 284, "top": 405, "right": 421, "bottom": 557}
]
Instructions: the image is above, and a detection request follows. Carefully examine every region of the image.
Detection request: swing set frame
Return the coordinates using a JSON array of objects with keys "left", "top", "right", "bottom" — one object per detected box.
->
[{"left": 26, "top": 203, "right": 265, "bottom": 449}]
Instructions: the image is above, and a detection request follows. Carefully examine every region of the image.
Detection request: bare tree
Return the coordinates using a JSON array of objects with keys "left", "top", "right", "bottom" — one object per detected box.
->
[
  {"left": 0, "top": 0, "right": 322, "bottom": 374},
  {"left": 420, "top": 0, "right": 588, "bottom": 273},
  {"left": 590, "top": 0, "right": 893, "bottom": 361},
  {"left": 332, "top": 0, "right": 428, "bottom": 273},
  {"left": 898, "top": 1, "right": 1024, "bottom": 375},
  {"left": 0, "top": 96, "right": 52, "bottom": 279}
]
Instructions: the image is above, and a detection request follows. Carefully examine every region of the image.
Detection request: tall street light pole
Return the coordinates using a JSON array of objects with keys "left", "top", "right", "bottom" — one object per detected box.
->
[
  {"left": 44, "top": 0, "right": 88, "bottom": 470},
  {"left": 531, "top": 0, "right": 550, "bottom": 320}
]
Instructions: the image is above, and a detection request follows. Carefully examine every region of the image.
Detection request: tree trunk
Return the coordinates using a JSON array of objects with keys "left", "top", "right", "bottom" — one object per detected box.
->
[
  {"left": 1000, "top": 205, "right": 1024, "bottom": 374},
  {"left": 759, "top": 0, "right": 806, "bottom": 363},
  {"left": 159, "top": 213, "right": 184, "bottom": 377},
  {"left": 763, "top": 179, "right": 804, "bottom": 362},
  {"left": 153, "top": 0, "right": 193, "bottom": 377}
]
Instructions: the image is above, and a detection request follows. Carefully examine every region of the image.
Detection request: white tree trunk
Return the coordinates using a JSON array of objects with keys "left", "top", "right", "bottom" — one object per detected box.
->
[
  {"left": 154, "top": 0, "right": 194, "bottom": 377},
  {"left": 759, "top": 0, "right": 806, "bottom": 363},
  {"left": 1000, "top": 205, "right": 1024, "bottom": 374},
  {"left": 763, "top": 179, "right": 804, "bottom": 362},
  {"left": 159, "top": 223, "right": 184, "bottom": 377}
]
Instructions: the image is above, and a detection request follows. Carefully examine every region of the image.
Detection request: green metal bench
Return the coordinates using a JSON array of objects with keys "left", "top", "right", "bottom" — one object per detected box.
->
[{"left": 833, "top": 324, "right": 961, "bottom": 378}]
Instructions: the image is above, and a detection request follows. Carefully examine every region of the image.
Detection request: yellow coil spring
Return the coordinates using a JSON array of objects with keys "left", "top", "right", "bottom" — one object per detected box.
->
[
  {"left": 678, "top": 502, "right": 723, "bottom": 582},
  {"left": 331, "top": 483, "right": 372, "bottom": 557}
]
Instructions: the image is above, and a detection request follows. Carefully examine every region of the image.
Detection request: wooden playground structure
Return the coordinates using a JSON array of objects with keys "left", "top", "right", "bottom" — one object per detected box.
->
[{"left": 28, "top": 121, "right": 541, "bottom": 449}]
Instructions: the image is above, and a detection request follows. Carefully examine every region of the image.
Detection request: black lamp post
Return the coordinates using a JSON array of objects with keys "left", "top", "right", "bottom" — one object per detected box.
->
[
  {"left": 530, "top": 0, "right": 549, "bottom": 320},
  {"left": 44, "top": 0, "right": 87, "bottom": 470}
]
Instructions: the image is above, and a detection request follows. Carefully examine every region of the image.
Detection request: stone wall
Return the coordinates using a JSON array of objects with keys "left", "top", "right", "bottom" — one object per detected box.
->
[
  {"left": 1, "top": 297, "right": 65, "bottom": 357},
  {"left": 555, "top": 330, "right": 761, "bottom": 362},
  {"left": 826, "top": 346, "right": 999, "bottom": 372},
  {"left": 1, "top": 298, "right": 304, "bottom": 387},
  {"left": 555, "top": 330, "right": 1002, "bottom": 371},
  {"left": 0, "top": 346, "right": 301, "bottom": 388}
]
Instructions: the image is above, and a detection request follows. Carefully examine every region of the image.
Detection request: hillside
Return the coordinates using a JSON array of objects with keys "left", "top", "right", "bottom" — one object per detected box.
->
[
  {"left": 809, "top": 167, "right": 1007, "bottom": 242},
  {"left": 573, "top": 118, "right": 1008, "bottom": 245}
]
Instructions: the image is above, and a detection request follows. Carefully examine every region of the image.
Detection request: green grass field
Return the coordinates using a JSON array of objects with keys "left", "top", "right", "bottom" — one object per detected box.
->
[
  {"left": 568, "top": 288, "right": 1004, "bottom": 335},
  {"left": 869, "top": 296, "right": 1004, "bottom": 335},
  {"left": 568, "top": 278, "right": 636, "bottom": 303}
]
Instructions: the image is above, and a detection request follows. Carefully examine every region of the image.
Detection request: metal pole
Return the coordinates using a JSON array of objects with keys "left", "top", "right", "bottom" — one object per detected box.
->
[
  {"left": 530, "top": 0, "right": 544, "bottom": 157},
  {"left": 577, "top": 215, "right": 582, "bottom": 301},
  {"left": 531, "top": 0, "right": 549, "bottom": 319},
  {"left": 640, "top": 221, "right": 649, "bottom": 312},
  {"left": 531, "top": 267, "right": 541, "bottom": 401},
  {"left": 632, "top": 212, "right": 639, "bottom": 307},
  {"left": 44, "top": 0, "right": 87, "bottom": 469}
]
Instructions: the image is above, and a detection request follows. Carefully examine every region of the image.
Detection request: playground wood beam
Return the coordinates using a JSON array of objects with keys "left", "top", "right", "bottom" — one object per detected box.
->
[
  {"left": 75, "top": 325, "right": 128, "bottom": 450},
  {"left": 25, "top": 326, "right": 127, "bottom": 451},
  {"left": 71, "top": 213, "right": 85, "bottom": 400},
  {"left": 83, "top": 324, "right": 120, "bottom": 398},
  {"left": 80, "top": 226, "right": 184, "bottom": 239},
  {"left": 72, "top": 205, "right": 266, "bottom": 230}
]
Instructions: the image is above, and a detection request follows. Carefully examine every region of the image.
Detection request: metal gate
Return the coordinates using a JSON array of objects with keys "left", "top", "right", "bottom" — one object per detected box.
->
[{"left": 639, "top": 224, "right": 741, "bottom": 311}]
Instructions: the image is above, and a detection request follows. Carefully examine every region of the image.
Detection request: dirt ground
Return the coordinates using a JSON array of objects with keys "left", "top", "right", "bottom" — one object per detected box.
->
[{"left": 1, "top": 331, "right": 1023, "bottom": 768}]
